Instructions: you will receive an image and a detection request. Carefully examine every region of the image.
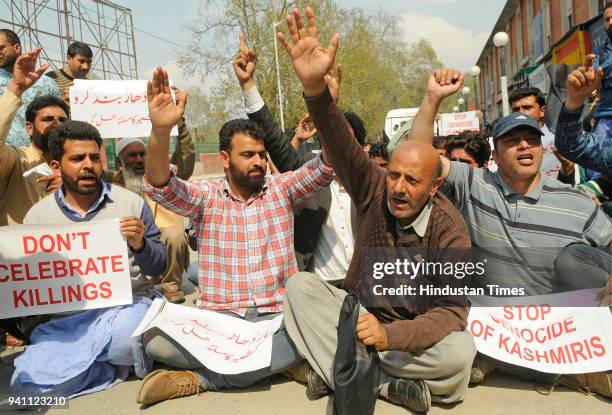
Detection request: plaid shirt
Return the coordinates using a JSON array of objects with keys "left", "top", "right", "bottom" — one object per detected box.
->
[{"left": 144, "top": 155, "right": 333, "bottom": 315}]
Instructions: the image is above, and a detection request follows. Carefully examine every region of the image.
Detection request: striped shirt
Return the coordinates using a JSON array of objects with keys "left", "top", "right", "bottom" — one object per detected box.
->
[
  {"left": 445, "top": 161, "right": 612, "bottom": 294},
  {"left": 45, "top": 69, "right": 74, "bottom": 100},
  {"left": 144, "top": 155, "right": 334, "bottom": 316}
]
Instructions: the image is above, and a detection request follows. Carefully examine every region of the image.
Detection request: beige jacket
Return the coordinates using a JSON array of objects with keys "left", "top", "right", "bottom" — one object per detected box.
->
[{"left": 0, "top": 89, "right": 47, "bottom": 225}]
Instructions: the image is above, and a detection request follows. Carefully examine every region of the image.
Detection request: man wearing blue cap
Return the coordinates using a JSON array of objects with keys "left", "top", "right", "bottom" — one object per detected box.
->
[{"left": 407, "top": 68, "right": 612, "bottom": 398}]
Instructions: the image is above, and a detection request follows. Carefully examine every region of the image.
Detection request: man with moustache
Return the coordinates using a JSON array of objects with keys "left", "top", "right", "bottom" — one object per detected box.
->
[
  {"left": 136, "top": 67, "right": 334, "bottom": 404},
  {"left": 0, "top": 48, "right": 69, "bottom": 227},
  {"left": 409, "top": 66, "right": 612, "bottom": 397},
  {"left": 0, "top": 29, "right": 60, "bottom": 146},
  {"left": 0, "top": 48, "right": 70, "bottom": 347},
  {"left": 112, "top": 114, "right": 195, "bottom": 303},
  {"left": 10, "top": 120, "right": 167, "bottom": 399},
  {"left": 276, "top": 9, "right": 475, "bottom": 413},
  {"left": 46, "top": 41, "right": 93, "bottom": 102}
]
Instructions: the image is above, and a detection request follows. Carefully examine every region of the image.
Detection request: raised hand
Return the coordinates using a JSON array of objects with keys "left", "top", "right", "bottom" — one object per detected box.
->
[
  {"left": 277, "top": 7, "right": 340, "bottom": 96},
  {"left": 324, "top": 64, "right": 341, "bottom": 104},
  {"left": 426, "top": 68, "right": 464, "bottom": 101},
  {"left": 566, "top": 54, "right": 603, "bottom": 112},
  {"left": 8, "top": 48, "right": 49, "bottom": 97},
  {"left": 233, "top": 33, "right": 257, "bottom": 90},
  {"left": 147, "top": 66, "right": 187, "bottom": 131},
  {"left": 291, "top": 114, "right": 317, "bottom": 149}
]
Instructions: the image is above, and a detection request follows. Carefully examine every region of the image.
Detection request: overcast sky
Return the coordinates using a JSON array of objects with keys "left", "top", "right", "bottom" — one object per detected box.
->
[{"left": 119, "top": 0, "right": 505, "bottom": 88}]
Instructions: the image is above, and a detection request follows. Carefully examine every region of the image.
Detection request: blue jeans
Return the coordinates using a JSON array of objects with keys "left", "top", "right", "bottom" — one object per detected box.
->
[{"left": 143, "top": 308, "right": 302, "bottom": 391}]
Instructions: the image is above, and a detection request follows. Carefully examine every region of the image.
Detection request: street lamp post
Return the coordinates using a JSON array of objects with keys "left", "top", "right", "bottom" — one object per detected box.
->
[
  {"left": 273, "top": 21, "right": 285, "bottom": 131},
  {"left": 457, "top": 97, "right": 465, "bottom": 111},
  {"left": 469, "top": 65, "right": 481, "bottom": 111},
  {"left": 493, "top": 31, "right": 510, "bottom": 117},
  {"left": 461, "top": 86, "right": 471, "bottom": 111}
]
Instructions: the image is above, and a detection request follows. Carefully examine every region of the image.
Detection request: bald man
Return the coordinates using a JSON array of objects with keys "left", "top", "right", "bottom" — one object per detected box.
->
[{"left": 279, "top": 23, "right": 476, "bottom": 409}]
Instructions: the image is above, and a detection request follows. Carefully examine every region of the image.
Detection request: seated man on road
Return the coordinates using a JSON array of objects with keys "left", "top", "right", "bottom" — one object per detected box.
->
[
  {"left": 278, "top": 9, "right": 477, "bottom": 413},
  {"left": 136, "top": 66, "right": 334, "bottom": 405},
  {"left": 10, "top": 120, "right": 167, "bottom": 398},
  {"left": 408, "top": 62, "right": 612, "bottom": 398}
]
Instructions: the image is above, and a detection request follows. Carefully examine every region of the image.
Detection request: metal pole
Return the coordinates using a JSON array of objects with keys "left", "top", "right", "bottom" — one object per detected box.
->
[
  {"left": 500, "top": 48, "right": 509, "bottom": 116},
  {"left": 273, "top": 21, "right": 285, "bottom": 132}
]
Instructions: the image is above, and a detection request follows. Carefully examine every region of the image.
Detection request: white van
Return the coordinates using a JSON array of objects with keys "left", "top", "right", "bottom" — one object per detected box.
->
[{"left": 384, "top": 108, "right": 439, "bottom": 140}]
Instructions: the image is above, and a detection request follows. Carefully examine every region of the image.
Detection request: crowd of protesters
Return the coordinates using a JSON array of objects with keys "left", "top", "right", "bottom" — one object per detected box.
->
[{"left": 0, "top": 3, "right": 611, "bottom": 413}]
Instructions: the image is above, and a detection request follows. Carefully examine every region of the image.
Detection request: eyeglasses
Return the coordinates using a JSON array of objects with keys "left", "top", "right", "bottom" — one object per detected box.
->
[{"left": 39, "top": 115, "right": 68, "bottom": 122}]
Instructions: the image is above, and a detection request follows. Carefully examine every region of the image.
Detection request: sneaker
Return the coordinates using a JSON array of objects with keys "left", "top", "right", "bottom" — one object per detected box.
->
[
  {"left": 469, "top": 356, "right": 495, "bottom": 384},
  {"left": 283, "top": 360, "right": 310, "bottom": 383},
  {"left": 541, "top": 372, "right": 612, "bottom": 399},
  {"left": 387, "top": 378, "right": 431, "bottom": 413},
  {"left": 137, "top": 369, "right": 203, "bottom": 405},
  {"left": 306, "top": 368, "right": 331, "bottom": 398},
  {"left": 163, "top": 289, "right": 186, "bottom": 304}
]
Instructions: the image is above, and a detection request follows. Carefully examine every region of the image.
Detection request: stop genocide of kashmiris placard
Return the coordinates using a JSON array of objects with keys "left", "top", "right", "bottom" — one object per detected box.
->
[{"left": 0, "top": 219, "right": 133, "bottom": 318}]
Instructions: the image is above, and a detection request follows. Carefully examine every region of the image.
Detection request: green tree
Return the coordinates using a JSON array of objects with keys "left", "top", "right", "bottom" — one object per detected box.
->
[{"left": 179, "top": 0, "right": 448, "bottom": 141}]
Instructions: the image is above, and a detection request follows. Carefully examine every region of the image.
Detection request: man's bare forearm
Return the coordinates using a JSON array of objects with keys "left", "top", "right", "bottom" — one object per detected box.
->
[{"left": 145, "top": 127, "right": 172, "bottom": 187}]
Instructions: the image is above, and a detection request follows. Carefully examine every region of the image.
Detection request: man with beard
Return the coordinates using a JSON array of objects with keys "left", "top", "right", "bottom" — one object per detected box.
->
[
  {"left": 0, "top": 48, "right": 68, "bottom": 227},
  {"left": 135, "top": 66, "right": 333, "bottom": 405},
  {"left": 112, "top": 117, "right": 195, "bottom": 303},
  {"left": 277, "top": 10, "right": 475, "bottom": 413},
  {"left": 46, "top": 41, "right": 93, "bottom": 102},
  {"left": 10, "top": 120, "right": 166, "bottom": 399},
  {"left": 0, "top": 48, "right": 69, "bottom": 348},
  {"left": 0, "top": 29, "right": 60, "bottom": 146}
]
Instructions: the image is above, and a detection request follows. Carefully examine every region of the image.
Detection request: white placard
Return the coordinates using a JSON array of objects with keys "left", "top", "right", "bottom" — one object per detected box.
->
[
  {"left": 133, "top": 299, "right": 283, "bottom": 374},
  {"left": 69, "top": 79, "right": 178, "bottom": 138},
  {"left": 0, "top": 219, "right": 133, "bottom": 318},
  {"left": 439, "top": 111, "right": 480, "bottom": 136},
  {"left": 468, "top": 292, "right": 612, "bottom": 374}
]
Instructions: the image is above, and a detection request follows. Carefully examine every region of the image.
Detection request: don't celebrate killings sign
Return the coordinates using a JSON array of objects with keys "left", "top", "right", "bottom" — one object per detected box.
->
[{"left": 0, "top": 219, "right": 133, "bottom": 318}]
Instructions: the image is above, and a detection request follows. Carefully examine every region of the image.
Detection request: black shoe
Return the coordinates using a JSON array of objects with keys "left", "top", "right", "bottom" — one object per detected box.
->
[
  {"left": 306, "top": 368, "right": 331, "bottom": 398},
  {"left": 387, "top": 378, "right": 431, "bottom": 413}
]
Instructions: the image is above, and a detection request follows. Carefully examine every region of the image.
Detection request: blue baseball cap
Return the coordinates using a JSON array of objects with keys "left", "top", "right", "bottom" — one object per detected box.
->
[{"left": 492, "top": 113, "right": 543, "bottom": 142}]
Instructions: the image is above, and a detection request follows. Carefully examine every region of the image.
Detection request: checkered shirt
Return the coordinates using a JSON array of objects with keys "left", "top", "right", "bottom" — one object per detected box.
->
[{"left": 144, "top": 155, "right": 333, "bottom": 315}]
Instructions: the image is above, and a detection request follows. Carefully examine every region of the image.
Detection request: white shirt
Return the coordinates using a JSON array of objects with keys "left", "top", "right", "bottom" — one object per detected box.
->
[
  {"left": 540, "top": 125, "right": 562, "bottom": 177},
  {"left": 313, "top": 180, "right": 354, "bottom": 282}
]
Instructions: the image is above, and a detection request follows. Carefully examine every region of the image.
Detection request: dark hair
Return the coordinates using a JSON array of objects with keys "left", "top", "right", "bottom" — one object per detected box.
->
[
  {"left": 509, "top": 87, "right": 546, "bottom": 108},
  {"left": 67, "top": 41, "right": 93, "bottom": 58},
  {"left": 605, "top": 2, "right": 612, "bottom": 12},
  {"left": 369, "top": 141, "right": 389, "bottom": 160},
  {"left": 433, "top": 135, "right": 448, "bottom": 151},
  {"left": 48, "top": 120, "right": 102, "bottom": 161},
  {"left": 445, "top": 130, "right": 491, "bottom": 167},
  {"left": 344, "top": 111, "right": 366, "bottom": 146},
  {"left": 218, "top": 119, "right": 264, "bottom": 152},
  {"left": 25, "top": 95, "right": 70, "bottom": 123},
  {"left": 0, "top": 29, "right": 20, "bottom": 45}
]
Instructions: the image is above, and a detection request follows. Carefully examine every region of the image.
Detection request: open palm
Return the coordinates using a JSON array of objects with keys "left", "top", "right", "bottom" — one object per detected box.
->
[
  {"left": 278, "top": 7, "right": 339, "bottom": 95},
  {"left": 11, "top": 48, "right": 48, "bottom": 92},
  {"left": 147, "top": 67, "right": 186, "bottom": 130}
]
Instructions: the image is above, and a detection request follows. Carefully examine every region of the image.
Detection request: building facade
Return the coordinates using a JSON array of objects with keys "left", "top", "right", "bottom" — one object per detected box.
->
[{"left": 474, "top": 0, "right": 606, "bottom": 128}]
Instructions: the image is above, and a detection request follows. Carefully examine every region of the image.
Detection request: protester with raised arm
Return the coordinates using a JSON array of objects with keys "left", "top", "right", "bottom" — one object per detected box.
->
[
  {"left": 407, "top": 58, "right": 612, "bottom": 397},
  {"left": 137, "top": 66, "right": 334, "bottom": 405},
  {"left": 278, "top": 8, "right": 476, "bottom": 413}
]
